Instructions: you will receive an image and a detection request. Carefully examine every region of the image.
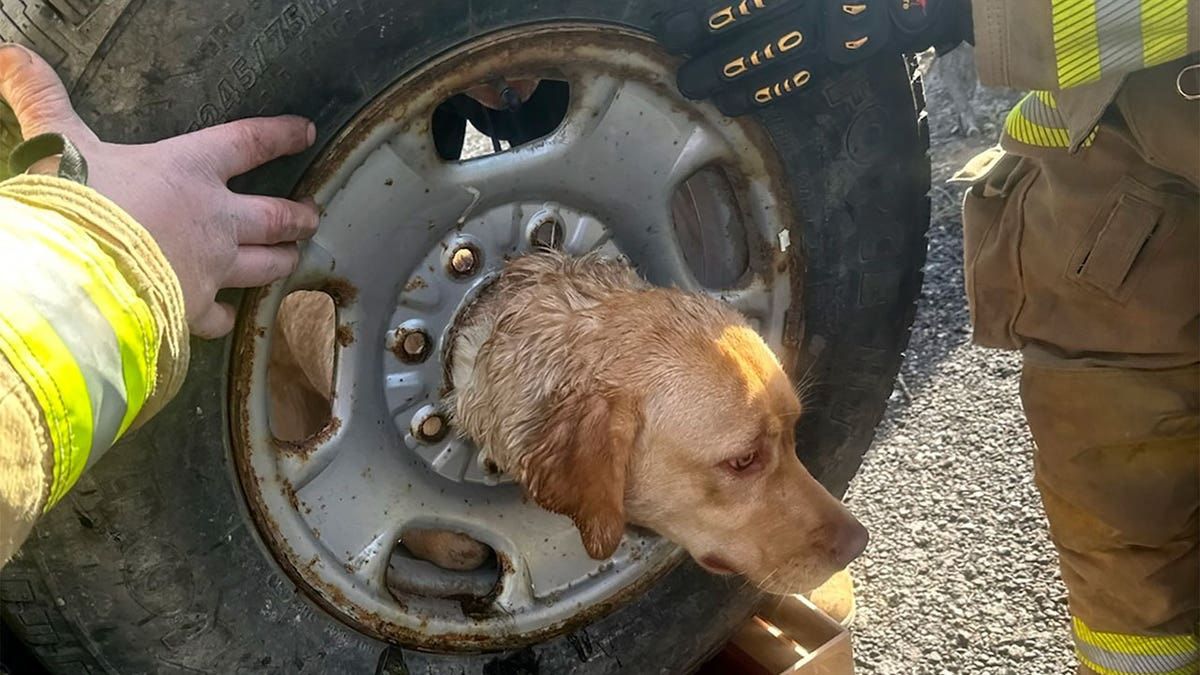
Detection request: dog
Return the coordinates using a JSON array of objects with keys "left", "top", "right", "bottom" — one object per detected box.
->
[{"left": 271, "top": 250, "right": 867, "bottom": 594}]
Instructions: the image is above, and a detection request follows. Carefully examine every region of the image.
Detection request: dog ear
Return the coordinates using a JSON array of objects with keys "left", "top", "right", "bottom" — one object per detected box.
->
[{"left": 519, "top": 390, "right": 641, "bottom": 559}]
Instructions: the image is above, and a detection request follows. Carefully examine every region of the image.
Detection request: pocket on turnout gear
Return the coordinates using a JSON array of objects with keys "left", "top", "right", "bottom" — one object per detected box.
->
[
  {"left": 1014, "top": 169, "right": 1198, "bottom": 362},
  {"left": 1065, "top": 176, "right": 1170, "bottom": 305},
  {"left": 960, "top": 150, "right": 1038, "bottom": 350}
]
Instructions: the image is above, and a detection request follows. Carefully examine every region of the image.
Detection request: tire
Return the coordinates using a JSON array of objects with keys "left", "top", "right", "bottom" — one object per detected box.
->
[{"left": 0, "top": 2, "right": 930, "bottom": 673}]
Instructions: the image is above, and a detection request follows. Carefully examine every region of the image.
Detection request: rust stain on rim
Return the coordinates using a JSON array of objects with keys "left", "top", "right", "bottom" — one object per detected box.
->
[
  {"left": 272, "top": 415, "right": 342, "bottom": 460},
  {"left": 321, "top": 277, "right": 359, "bottom": 307}
]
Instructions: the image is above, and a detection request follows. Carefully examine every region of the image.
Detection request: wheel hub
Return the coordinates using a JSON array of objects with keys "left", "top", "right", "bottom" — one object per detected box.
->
[{"left": 387, "top": 202, "right": 620, "bottom": 486}]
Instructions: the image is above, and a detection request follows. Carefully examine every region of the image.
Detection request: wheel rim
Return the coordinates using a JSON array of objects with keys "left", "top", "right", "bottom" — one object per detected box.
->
[{"left": 230, "top": 23, "right": 800, "bottom": 650}]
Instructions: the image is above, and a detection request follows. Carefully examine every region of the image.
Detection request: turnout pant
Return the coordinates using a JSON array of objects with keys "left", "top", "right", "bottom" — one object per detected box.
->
[{"left": 961, "top": 59, "right": 1199, "bottom": 675}]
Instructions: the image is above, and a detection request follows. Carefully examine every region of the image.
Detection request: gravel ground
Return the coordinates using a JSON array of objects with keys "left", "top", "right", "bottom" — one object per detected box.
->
[{"left": 844, "top": 63, "right": 1075, "bottom": 674}]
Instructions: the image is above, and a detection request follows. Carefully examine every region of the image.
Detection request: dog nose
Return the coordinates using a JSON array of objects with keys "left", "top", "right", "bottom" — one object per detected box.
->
[{"left": 831, "top": 518, "right": 869, "bottom": 567}]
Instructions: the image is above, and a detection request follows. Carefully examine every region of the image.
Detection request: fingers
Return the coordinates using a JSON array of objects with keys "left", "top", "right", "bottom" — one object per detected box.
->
[
  {"left": 223, "top": 243, "right": 301, "bottom": 289},
  {"left": 0, "top": 44, "right": 94, "bottom": 141},
  {"left": 191, "top": 302, "right": 237, "bottom": 340},
  {"left": 193, "top": 234, "right": 307, "bottom": 338},
  {"left": 182, "top": 115, "right": 316, "bottom": 178},
  {"left": 236, "top": 195, "right": 320, "bottom": 245}
]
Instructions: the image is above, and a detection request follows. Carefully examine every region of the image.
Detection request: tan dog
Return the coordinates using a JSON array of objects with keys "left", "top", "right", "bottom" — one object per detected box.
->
[{"left": 271, "top": 251, "right": 867, "bottom": 594}]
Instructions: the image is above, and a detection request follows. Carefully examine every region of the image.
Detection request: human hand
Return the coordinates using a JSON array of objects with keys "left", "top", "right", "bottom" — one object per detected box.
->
[
  {"left": 0, "top": 43, "right": 319, "bottom": 338},
  {"left": 655, "top": 0, "right": 974, "bottom": 116}
]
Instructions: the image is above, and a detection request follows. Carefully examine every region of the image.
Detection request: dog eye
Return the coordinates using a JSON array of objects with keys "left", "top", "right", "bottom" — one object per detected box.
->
[{"left": 727, "top": 452, "right": 759, "bottom": 473}]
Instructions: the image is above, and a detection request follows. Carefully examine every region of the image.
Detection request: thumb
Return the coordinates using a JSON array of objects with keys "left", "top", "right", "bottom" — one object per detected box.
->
[
  {"left": 190, "top": 301, "right": 237, "bottom": 340},
  {"left": 0, "top": 44, "right": 93, "bottom": 142}
]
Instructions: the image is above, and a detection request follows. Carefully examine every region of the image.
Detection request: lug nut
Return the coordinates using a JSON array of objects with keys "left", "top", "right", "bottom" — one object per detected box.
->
[
  {"left": 390, "top": 327, "right": 430, "bottom": 363},
  {"left": 416, "top": 413, "right": 447, "bottom": 443},
  {"left": 403, "top": 332, "right": 428, "bottom": 358},
  {"left": 449, "top": 245, "right": 479, "bottom": 277},
  {"left": 396, "top": 326, "right": 429, "bottom": 362}
]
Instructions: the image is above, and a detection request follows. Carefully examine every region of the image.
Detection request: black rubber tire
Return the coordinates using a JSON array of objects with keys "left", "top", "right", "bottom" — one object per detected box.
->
[{"left": 0, "top": 2, "right": 930, "bottom": 673}]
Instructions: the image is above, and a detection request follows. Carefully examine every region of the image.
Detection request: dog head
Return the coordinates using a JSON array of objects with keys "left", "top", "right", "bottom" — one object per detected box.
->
[{"left": 516, "top": 288, "right": 867, "bottom": 595}]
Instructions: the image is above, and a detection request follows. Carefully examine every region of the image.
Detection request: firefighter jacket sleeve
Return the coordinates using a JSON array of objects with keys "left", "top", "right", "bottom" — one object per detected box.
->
[
  {"left": 971, "top": 0, "right": 1198, "bottom": 92},
  {"left": 0, "top": 175, "right": 189, "bottom": 566}
]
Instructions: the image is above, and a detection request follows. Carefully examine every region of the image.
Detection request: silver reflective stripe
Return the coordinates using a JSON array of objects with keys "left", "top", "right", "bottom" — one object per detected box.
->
[
  {"left": 1019, "top": 92, "right": 1069, "bottom": 131},
  {"left": 1094, "top": 0, "right": 1145, "bottom": 78},
  {"left": 0, "top": 228, "right": 128, "bottom": 462},
  {"left": 1075, "top": 636, "right": 1199, "bottom": 674}
]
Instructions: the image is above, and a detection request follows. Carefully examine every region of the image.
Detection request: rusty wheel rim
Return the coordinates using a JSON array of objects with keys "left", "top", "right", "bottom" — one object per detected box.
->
[{"left": 230, "top": 23, "right": 798, "bottom": 650}]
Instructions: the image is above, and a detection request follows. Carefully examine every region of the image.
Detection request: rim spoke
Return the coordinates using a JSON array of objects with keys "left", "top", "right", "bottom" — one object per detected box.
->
[
  {"left": 276, "top": 297, "right": 392, "bottom": 489},
  {"left": 383, "top": 370, "right": 429, "bottom": 425},
  {"left": 445, "top": 74, "right": 730, "bottom": 233},
  {"left": 563, "top": 214, "right": 615, "bottom": 256},
  {"left": 488, "top": 525, "right": 677, "bottom": 615},
  {"left": 493, "top": 557, "right": 537, "bottom": 614},
  {"left": 284, "top": 241, "right": 337, "bottom": 292},
  {"left": 561, "top": 75, "right": 730, "bottom": 287},
  {"left": 347, "top": 529, "right": 403, "bottom": 591},
  {"left": 707, "top": 277, "right": 775, "bottom": 320},
  {"left": 428, "top": 437, "right": 477, "bottom": 483},
  {"left": 291, "top": 443, "right": 408, "bottom": 574},
  {"left": 556, "top": 72, "right": 730, "bottom": 198},
  {"left": 277, "top": 391, "right": 390, "bottom": 491},
  {"left": 312, "top": 130, "right": 477, "bottom": 291},
  {"left": 489, "top": 517, "right": 613, "bottom": 613}
]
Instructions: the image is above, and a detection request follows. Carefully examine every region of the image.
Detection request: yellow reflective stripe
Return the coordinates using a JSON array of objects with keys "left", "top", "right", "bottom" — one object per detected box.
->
[
  {"left": 0, "top": 297, "right": 93, "bottom": 507},
  {"left": 1142, "top": 0, "right": 1189, "bottom": 68},
  {"left": 0, "top": 193, "right": 160, "bottom": 509},
  {"left": 1079, "top": 655, "right": 1198, "bottom": 675},
  {"left": 1074, "top": 618, "right": 1200, "bottom": 657},
  {"left": 1004, "top": 93, "right": 1072, "bottom": 148},
  {"left": 1003, "top": 91, "right": 1098, "bottom": 151},
  {"left": 1054, "top": 0, "right": 1103, "bottom": 87},
  {"left": 1055, "top": 0, "right": 1191, "bottom": 88},
  {"left": 29, "top": 219, "right": 156, "bottom": 437},
  {"left": 0, "top": 226, "right": 132, "bottom": 461},
  {"left": 1073, "top": 618, "right": 1199, "bottom": 675}
]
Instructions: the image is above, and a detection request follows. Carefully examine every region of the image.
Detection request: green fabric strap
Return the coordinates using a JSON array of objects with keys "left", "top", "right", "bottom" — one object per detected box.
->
[{"left": 7, "top": 132, "right": 89, "bottom": 185}]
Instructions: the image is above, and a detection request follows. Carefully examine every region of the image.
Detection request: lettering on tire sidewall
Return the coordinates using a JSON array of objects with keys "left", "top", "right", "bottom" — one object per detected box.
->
[{"left": 186, "top": 0, "right": 364, "bottom": 132}]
